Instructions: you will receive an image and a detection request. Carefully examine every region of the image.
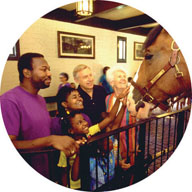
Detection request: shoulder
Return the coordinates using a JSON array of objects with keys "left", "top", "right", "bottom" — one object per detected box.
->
[
  {"left": 99, "top": 75, "right": 105, "bottom": 82},
  {"left": 77, "top": 85, "right": 83, "bottom": 93},
  {"left": 94, "top": 85, "right": 106, "bottom": 93},
  {"left": 105, "top": 93, "right": 114, "bottom": 102},
  {"left": 1, "top": 86, "right": 21, "bottom": 103}
]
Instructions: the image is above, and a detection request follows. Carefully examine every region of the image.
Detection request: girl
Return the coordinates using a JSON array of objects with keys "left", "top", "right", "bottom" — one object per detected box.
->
[{"left": 57, "top": 87, "right": 130, "bottom": 189}]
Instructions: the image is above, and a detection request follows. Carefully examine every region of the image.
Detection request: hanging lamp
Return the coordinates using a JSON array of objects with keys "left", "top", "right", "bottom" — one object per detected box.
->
[{"left": 76, "top": 0, "right": 93, "bottom": 16}]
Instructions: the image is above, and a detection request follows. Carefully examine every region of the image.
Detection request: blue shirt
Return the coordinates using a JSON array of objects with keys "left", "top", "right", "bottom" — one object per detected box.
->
[
  {"left": 99, "top": 74, "right": 113, "bottom": 94},
  {"left": 89, "top": 151, "right": 115, "bottom": 190}
]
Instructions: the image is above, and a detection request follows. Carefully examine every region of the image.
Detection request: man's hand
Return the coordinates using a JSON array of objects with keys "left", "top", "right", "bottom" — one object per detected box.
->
[{"left": 51, "top": 135, "right": 79, "bottom": 157}]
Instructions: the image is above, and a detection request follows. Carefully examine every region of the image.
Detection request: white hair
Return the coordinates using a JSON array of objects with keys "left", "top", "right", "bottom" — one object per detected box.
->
[{"left": 106, "top": 65, "right": 129, "bottom": 85}]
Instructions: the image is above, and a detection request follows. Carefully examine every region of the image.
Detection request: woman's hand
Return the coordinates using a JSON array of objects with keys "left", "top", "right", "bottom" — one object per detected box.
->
[
  {"left": 116, "top": 86, "right": 130, "bottom": 100},
  {"left": 121, "top": 96, "right": 128, "bottom": 107},
  {"left": 119, "top": 159, "right": 131, "bottom": 170}
]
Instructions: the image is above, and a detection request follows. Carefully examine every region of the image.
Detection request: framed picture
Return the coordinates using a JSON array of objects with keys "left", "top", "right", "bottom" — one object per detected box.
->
[
  {"left": 8, "top": 40, "right": 20, "bottom": 60},
  {"left": 117, "top": 36, "right": 127, "bottom": 63},
  {"left": 58, "top": 31, "right": 95, "bottom": 59},
  {"left": 134, "top": 42, "right": 144, "bottom": 60}
]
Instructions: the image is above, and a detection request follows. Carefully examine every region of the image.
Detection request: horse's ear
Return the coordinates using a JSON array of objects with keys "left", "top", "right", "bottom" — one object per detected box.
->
[{"left": 161, "top": 28, "right": 169, "bottom": 35}]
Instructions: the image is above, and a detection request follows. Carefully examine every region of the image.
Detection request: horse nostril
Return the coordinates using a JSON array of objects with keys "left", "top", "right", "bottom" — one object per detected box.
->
[
  {"left": 133, "top": 88, "right": 142, "bottom": 104},
  {"left": 136, "top": 101, "right": 145, "bottom": 112}
]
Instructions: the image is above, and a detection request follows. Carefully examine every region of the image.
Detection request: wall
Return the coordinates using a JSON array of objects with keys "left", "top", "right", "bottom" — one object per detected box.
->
[{"left": 0, "top": 18, "right": 146, "bottom": 97}]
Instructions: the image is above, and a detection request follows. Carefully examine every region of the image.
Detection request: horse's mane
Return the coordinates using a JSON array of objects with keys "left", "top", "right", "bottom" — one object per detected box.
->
[{"left": 143, "top": 25, "right": 163, "bottom": 49}]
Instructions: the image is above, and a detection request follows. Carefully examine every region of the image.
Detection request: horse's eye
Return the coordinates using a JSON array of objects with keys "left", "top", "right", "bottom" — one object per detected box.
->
[{"left": 145, "top": 54, "right": 153, "bottom": 60}]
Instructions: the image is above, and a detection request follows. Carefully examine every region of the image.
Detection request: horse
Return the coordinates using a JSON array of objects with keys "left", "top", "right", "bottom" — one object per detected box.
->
[{"left": 127, "top": 25, "right": 191, "bottom": 119}]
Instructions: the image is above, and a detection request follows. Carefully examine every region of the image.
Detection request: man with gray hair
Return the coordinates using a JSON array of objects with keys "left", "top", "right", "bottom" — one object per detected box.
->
[{"left": 73, "top": 64, "right": 107, "bottom": 124}]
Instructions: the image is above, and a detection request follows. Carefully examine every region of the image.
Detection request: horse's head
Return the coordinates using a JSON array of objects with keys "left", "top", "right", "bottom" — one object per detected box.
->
[{"left": 128, "top": 25, "right": 191, "bottom": 119}]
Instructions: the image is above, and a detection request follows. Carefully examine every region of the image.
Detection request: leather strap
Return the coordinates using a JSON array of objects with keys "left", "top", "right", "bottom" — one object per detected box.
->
[{"left": 130, "top": 40, "right": 187, "bottom": 111}]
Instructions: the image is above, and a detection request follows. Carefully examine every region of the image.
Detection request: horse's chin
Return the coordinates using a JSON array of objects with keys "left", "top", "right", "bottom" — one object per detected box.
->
[
  {"left": 127, "top": 97, "right": 152, "bottom": 119},
  {"left": 136, "top": 102, "right": 152, "bottom": 119}
]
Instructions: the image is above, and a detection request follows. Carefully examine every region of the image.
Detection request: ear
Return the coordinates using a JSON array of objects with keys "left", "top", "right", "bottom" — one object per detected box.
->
[
  {"left": 61, "top": 101, "right": 68, "bottom": 108},
  {"left": 23, "top": 69, "right": 32, "bottom": 79},
  {"left": 74, "top": 77, "right": 79, "bottom": 84},
  {"left": 161, "top": 28, "right": 169, "bottom": 36}
]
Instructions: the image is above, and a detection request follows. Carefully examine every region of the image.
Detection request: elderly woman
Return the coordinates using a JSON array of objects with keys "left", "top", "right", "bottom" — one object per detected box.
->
[{"left": 106, "top": 65, "right": 137, "bottom": 183}]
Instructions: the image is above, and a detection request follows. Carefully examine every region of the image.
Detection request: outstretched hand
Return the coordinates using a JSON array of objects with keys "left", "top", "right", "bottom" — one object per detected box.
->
[
  {"left": 121, "top": 96, "right": 128, "bottom": 107},
  {"left": 116, "top": 86, "right": 130, "bottom": 100}
]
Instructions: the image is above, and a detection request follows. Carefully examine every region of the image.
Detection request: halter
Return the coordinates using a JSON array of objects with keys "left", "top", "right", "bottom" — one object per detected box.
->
[{"left": 131, "top": 41, "right": 187, "bottom": 111}]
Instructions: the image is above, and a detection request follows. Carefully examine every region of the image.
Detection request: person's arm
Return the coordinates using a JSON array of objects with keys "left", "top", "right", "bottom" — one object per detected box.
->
[
  {"left": 71, "top": 137, "right": 87, "bottom": 181},
  {"left": 98, "top": 86, "right": 130, "bottom": 130},
  {"left": 110, "top": 105, "right": 126, "bottom": 131},
  {"left": 110, "top": 96, "right": 127, "bottom": 131},
  {"left": 71, "top": 153, "right": 80, "bottom": 181},
  {"left": 61, "top": 168, "right": 68, "bottom": 186},
  {"left": 9, "top": 135, "right": 79, "bottom": 157}
]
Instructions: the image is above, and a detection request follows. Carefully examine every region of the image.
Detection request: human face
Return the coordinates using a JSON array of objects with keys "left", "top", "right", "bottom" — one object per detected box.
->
[
  {"left": 62, "top": 90, "right": 84, "bottom": 111},
  {"left": 76, "top": 68, "right": 94, "bottom": 90},
  {"left": 30, "top": 57, "right": 51, "bottom": 89},
  {"left": 70, "top": 114, "right": 89, "bottom": 135},
  {"left": 112, "top": 70, "right": 127, "bottom": 90},
  {"left": 59, "top": 76, "right": 67, "bottom": 83}
]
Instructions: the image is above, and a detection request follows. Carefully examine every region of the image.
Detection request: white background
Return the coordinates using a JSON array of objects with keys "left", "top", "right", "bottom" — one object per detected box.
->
[{"left": 0, "top": 0, "right": 191, "bottom": 191}]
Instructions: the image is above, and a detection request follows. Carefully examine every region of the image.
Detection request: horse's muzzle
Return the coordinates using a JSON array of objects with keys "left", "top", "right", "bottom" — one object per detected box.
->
[{"left": 136, "top": 100, "right": 145, "bottom": 112}]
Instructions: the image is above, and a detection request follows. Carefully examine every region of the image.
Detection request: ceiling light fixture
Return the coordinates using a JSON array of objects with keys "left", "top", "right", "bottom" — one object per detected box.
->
[{"left": 76, "top": 0, "right": 93, "bottom": 16}]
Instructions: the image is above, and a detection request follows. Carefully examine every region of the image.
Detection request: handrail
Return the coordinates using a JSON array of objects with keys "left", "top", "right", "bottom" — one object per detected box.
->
[
  {"left": 89, "top": 105, "right": 191, "bottom": 144},
  {"left": 156, "top": 105, "right": 191, "bottom": 118},
  {"left": 19, "top": 106, "right": 191, "bottom": 154},
  {"left": 19, "top": 147, "right": 56, "bottom": 154}
]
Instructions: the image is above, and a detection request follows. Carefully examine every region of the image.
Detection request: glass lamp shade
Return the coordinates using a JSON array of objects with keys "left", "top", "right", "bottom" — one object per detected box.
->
[{"left": 76, "top": 0, "right": 93, "bottom": 16}]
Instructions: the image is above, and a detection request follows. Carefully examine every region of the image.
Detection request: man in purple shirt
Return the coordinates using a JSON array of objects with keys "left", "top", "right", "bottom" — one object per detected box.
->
[{"left": 0, "top": 53, "right": 79, "bottom": 179}]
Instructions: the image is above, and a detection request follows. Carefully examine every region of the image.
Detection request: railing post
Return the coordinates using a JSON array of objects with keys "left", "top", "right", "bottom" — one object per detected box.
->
[
  {"left": 80, "top": 144, "right": 90, "bottom": 191},
  {"left": 139, "top": 122, "right": 146, "bottom": 161},
  {"left": 176, "top": 111, "right": 185, "bottom": 146},
  {"left": 134, "top": 122, "right": 147, "bottom": 183}
]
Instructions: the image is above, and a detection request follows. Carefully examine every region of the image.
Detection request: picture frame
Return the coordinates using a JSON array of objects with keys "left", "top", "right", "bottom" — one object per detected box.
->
[
  {"left": 8, "top": 40, "right": 20, "bottom": 60},
  {"left": 58, "top": 31, "right": 95, "bottom": 59},
  {"left": 134, "top": 42, "right": 144, "bottom": 60},
  {"left": 117, "top": 36, "right": 127, "bottom": 63}
]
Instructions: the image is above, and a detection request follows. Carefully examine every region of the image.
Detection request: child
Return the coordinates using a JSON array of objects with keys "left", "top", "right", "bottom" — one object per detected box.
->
[{"left": 57, "top": 87, "right": 130, "bottom": 189}]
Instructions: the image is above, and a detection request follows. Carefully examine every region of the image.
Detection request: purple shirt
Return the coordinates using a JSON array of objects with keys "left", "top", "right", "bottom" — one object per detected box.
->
[
  {"left": 58, "top": 83, "right": 71, "bottom": 91},
  {"left": 1, "top": 86, "right": 51, "bottom": 139},
  {"left": 0, "top": 86, "right": 52, "bottom": 178}
]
